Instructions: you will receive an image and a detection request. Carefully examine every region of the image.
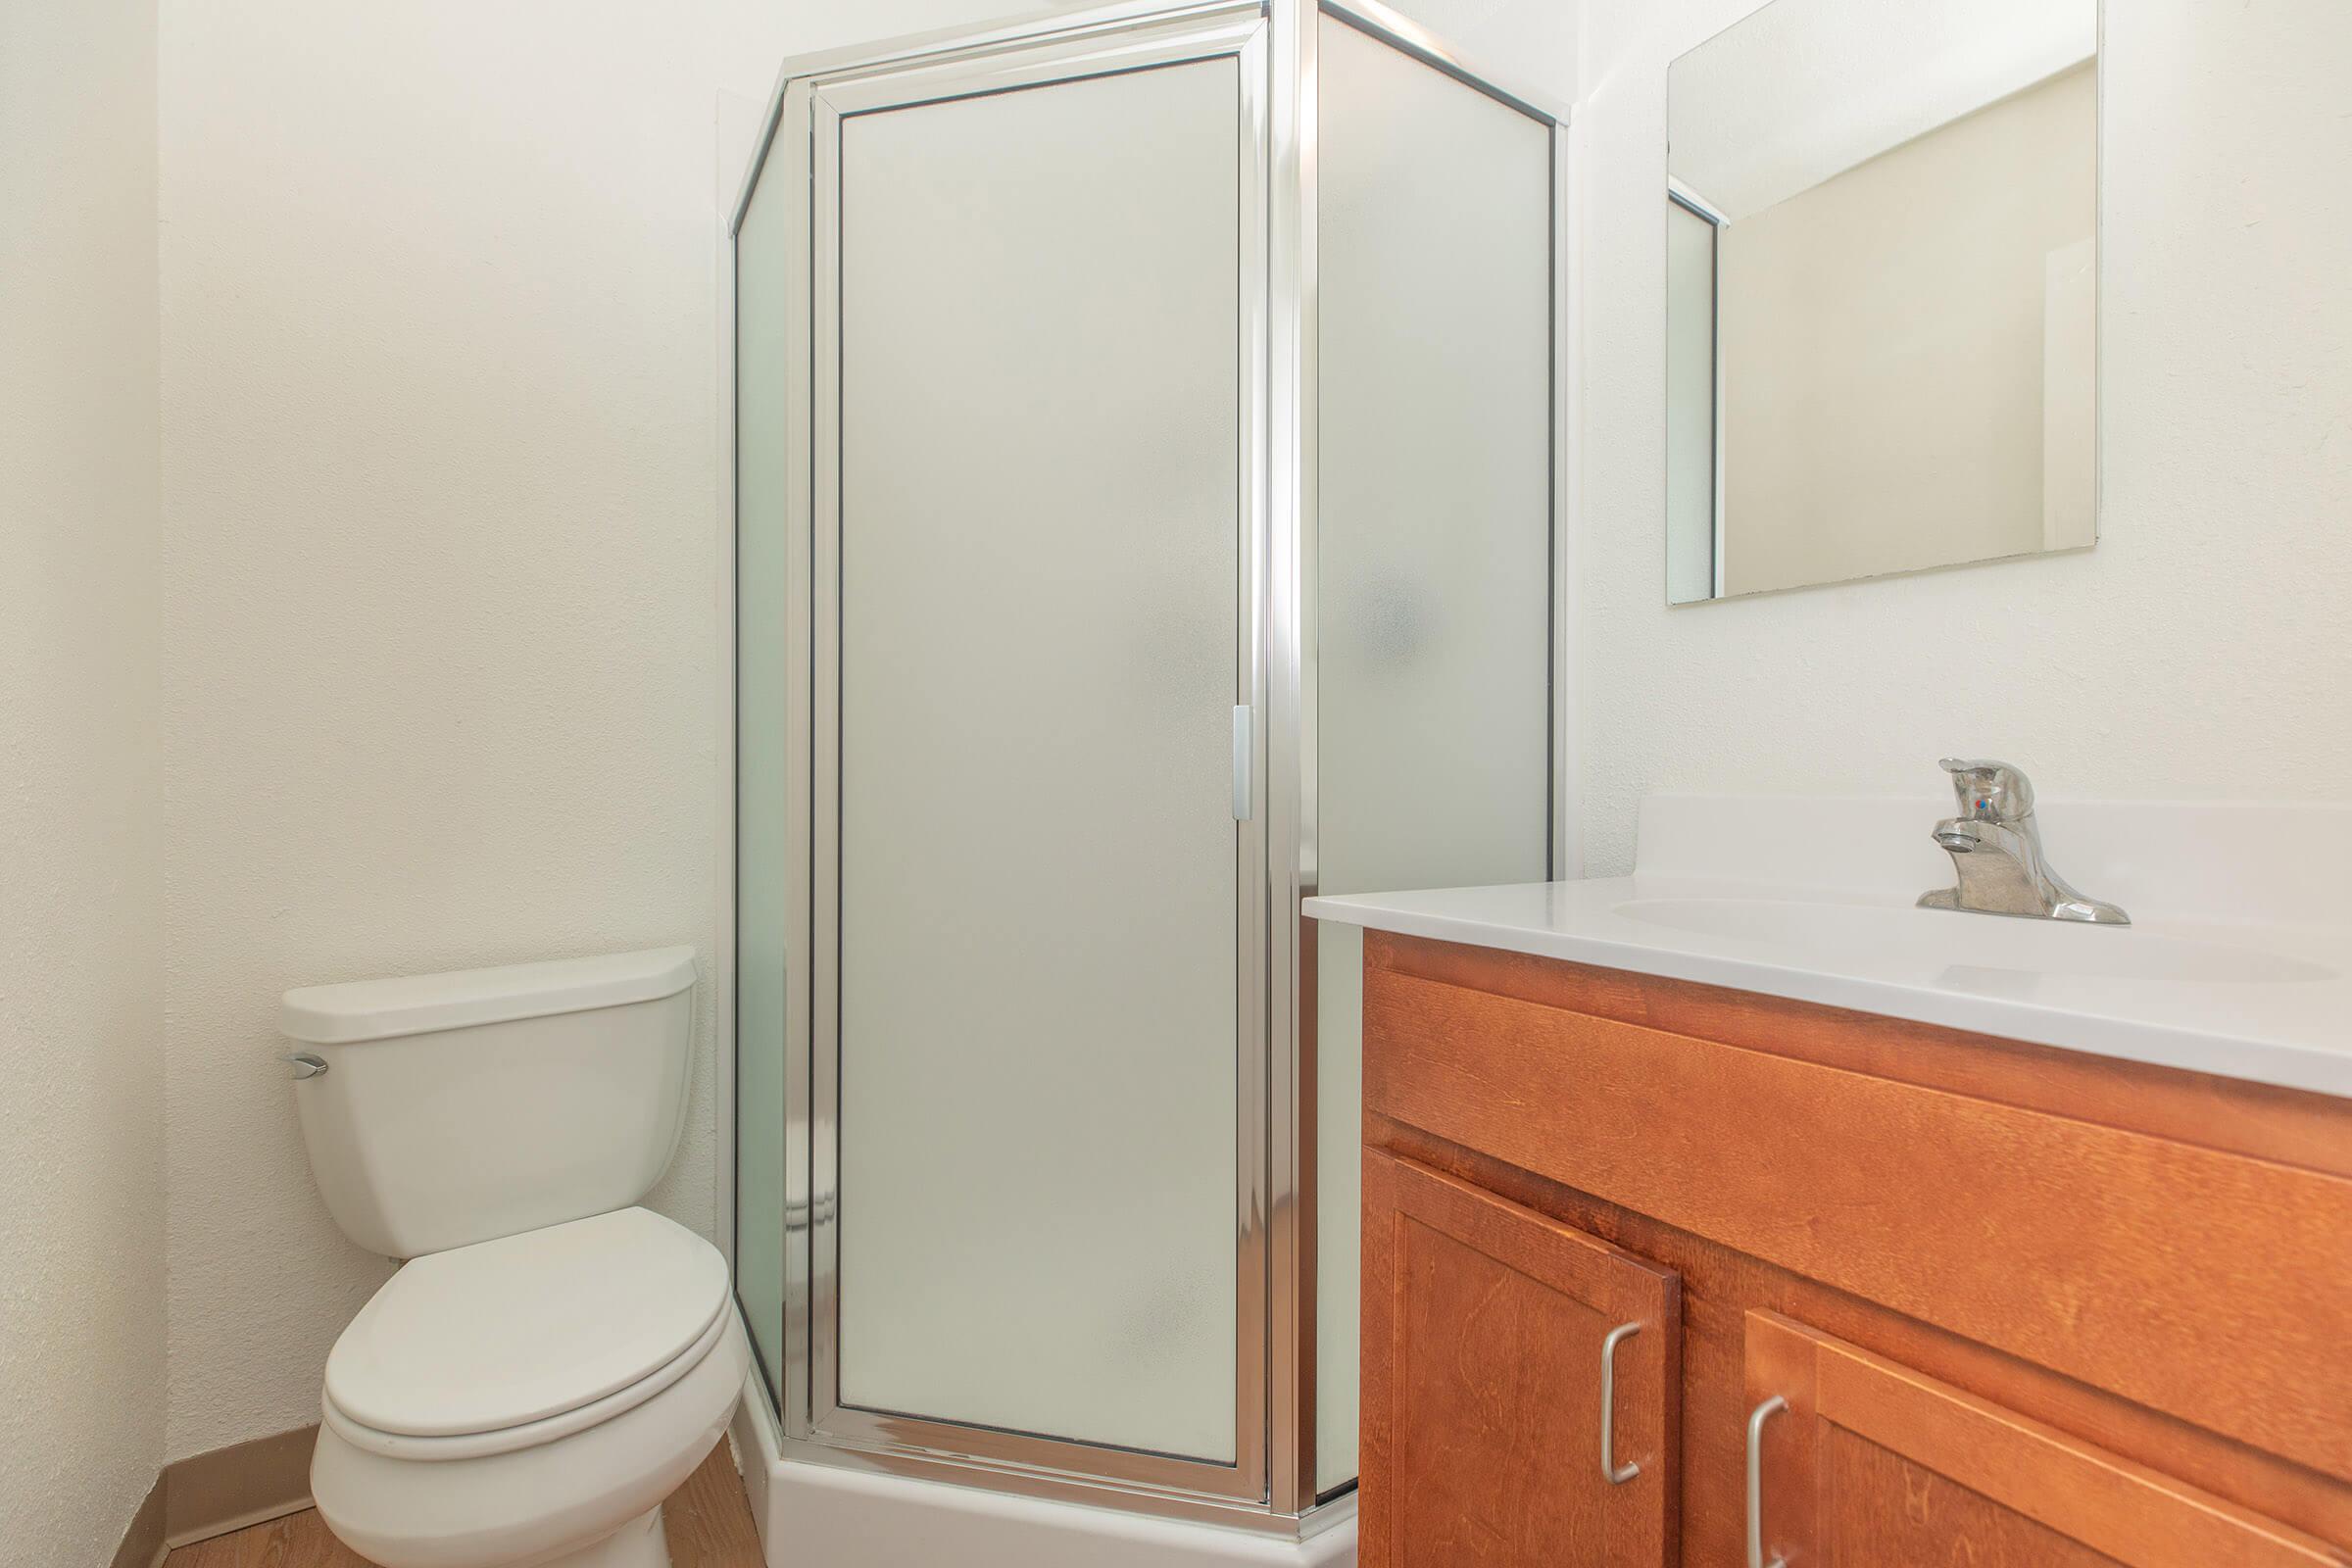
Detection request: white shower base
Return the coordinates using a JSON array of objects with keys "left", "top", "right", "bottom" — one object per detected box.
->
[{"left": 729, "top": 1375, "right": 1357, "bottom": 1568}]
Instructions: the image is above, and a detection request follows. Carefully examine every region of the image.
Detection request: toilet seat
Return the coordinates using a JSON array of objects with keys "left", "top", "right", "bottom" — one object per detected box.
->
[
  {"left": 323, "top": 1303, "right": 733, "bottom": 1462},
  {"left": 325, "top": 1206, "right": 728, "bottom": 1447},
  {"left": 312, "top": 1310, "right": 749, "bottom": 1568},
  {"left": 309, "top": 1207, "right": 749, "bottom": 1568}
]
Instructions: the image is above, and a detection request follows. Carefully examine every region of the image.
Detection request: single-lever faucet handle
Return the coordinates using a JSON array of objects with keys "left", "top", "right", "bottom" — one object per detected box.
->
[
  {"left": 1923, "top": 758, "right": 2127, "bottom": 924},
  {"left": 1937, "top": 758, "right": 2034, "bottom": 824}
]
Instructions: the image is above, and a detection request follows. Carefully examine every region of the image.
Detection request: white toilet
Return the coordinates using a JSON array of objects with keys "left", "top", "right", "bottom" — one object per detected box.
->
[{"left": 280, "top": 947, "right": 748, "bottom": 1568}]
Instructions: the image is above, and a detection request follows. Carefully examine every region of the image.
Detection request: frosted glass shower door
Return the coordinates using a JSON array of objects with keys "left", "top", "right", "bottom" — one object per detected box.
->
[
  {"left": 812, "top": 43, "right": 1260, "bottom": 1477},
  {"left": 732, "top": 110, "right": 802, "bottom": 1412},
  {"left": 1310, "top": 10, "right": 1559, "bottom": 1497}
]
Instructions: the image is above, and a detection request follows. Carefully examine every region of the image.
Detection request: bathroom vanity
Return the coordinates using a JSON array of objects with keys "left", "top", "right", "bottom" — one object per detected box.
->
[{"left": 1309, "top": 797, "right": 2352, "bottom": 1567}]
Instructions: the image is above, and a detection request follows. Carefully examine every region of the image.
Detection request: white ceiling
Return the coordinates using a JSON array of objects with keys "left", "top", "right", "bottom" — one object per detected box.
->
[{"left": 1669, "top": 0, "right": 2096, "bottom": 221}]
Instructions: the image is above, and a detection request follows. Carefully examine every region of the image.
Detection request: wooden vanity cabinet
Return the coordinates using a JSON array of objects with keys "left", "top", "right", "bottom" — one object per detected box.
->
[{"left": 1356, "top": 929, "right": 2352, "bottom": 1567}]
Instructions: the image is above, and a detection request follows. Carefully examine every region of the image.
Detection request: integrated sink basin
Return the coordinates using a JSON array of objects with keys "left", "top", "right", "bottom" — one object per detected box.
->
[
  {"left": 1612, "top": 897, "right": 2337, "bottom": 986},
  {"left": 1303, "top": 797, "right": 2352, "bottom": 1099}
]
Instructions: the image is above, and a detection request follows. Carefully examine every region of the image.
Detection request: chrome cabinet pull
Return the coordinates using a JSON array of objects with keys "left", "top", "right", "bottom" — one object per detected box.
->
[
  {"left": 1599, "top": 1321, "right": 1642, "bottom": 1484},
  {"left": 1746, "top": 1395, "right": 1788, "bottom": 1568}
]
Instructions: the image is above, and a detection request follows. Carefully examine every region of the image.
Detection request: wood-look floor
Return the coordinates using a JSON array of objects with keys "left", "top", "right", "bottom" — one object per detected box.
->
[{"left": 163, "top": 1441, "right": 761, "bottom": 1568}]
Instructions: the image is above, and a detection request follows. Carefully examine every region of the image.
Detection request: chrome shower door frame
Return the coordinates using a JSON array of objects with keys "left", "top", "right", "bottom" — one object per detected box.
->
[
  {"left": 729, "top": 0, "right": 1571, "bottom": 1530},
  {"left": 1273, "top": 0, "right": 1574, "bottom": 1515},
  {"left": 765, "top": 0, "right": 1277, "bottom": 1510}
]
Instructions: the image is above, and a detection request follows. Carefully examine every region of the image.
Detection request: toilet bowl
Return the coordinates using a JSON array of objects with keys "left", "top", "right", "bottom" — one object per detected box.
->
[
  {"left": 309, "top": 1207, "right": 748, "bottom": 1568},
  {"left": 280, "top": 949, "right": 734, "bottom": 1568}
]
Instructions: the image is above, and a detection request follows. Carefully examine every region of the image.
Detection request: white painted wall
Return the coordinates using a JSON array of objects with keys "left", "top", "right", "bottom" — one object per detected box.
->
[
  {"left": 154, "top": 0, "right": 1003, "bottom": 1463},
  {"left": 0, "top": 1, "right": 168, "bottom": 1560},
  {"left": 1575, "top": 0, "right": 2352, "bottom": 874}
]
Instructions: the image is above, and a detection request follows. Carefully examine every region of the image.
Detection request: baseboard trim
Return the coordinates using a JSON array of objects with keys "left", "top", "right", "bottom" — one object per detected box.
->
[
  {"left": 162, "top": 1423, "right": 318, "bottom": 1548},
  {"left": 109, "top": 1471, "right": 168, "bottom": 1568}
]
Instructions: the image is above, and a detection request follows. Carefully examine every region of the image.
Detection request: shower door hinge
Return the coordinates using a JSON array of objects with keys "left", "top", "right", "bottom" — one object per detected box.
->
[{"left": 1232, "top": 705, "right": 1253, "bottom": 821}]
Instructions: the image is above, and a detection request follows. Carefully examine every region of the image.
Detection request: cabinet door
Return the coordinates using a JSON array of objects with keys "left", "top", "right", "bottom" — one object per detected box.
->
[
  {"left": 1743, "top": 1311, "right": 2348, "bottom": 1567},
  {"left": 1363, "top": 1152, "right": 1679, "bottom": 1567}
]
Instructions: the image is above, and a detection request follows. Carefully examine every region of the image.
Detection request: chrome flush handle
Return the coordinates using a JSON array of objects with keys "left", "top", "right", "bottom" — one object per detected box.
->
[
  {"left": 1600, "top": 1321, "right": 1642, "bottom": 1485},
  {"left": 1747, "top": 1395, "right": 1788, "bottom": 1568},
  {"left": 285, "top": 1053, "right": 328, "bottom": 1080}
]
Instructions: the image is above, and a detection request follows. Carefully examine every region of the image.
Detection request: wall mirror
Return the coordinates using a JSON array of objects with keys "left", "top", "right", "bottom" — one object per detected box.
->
[{"left": 1666, "top": 0, "right": 2100, "bottom": 604}]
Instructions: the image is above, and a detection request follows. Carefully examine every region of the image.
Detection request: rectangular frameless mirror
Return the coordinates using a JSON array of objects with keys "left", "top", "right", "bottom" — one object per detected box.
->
[{"left": 1666, "top": 0, "right": 2099, "bottom": 603}]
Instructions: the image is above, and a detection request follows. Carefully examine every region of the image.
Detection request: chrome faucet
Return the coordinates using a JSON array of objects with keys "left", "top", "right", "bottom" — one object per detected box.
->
[{"left": 1917, "top": 759, "right": 2129, "bottom": 925}]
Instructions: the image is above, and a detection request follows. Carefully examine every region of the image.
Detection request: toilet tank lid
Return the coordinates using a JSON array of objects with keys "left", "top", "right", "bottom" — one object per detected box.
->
[{"left": 279, "top": 947, "right": 697, "bottom": 1045}]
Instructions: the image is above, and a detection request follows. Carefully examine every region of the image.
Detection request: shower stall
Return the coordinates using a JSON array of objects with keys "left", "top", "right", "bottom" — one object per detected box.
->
[{"left": 731, "top": 0, "right": 1567, "bottom": 1543}]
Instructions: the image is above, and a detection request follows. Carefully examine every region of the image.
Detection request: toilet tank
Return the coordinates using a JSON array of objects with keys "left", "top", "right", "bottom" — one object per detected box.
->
[{"left": 280, "top": 947, "right": 698, "bottom": 1259}]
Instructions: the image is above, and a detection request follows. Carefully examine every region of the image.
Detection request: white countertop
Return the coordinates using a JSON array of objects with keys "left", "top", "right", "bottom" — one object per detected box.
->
[{"left": 1303, "top": 795, "right": 2352, "bottom": 1101}]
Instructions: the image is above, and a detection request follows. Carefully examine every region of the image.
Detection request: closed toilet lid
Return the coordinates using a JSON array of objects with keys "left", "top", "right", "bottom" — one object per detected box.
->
[{"left": 325, "top": 1206, "right": 729, "bottom": 1438}]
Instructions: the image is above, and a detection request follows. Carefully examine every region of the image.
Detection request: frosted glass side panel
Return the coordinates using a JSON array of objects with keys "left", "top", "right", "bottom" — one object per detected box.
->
[
  {"left": 834, "top": 60, "right": 1242, "bottom": 1463},
  {"left": 732, "top": 157, "right": 794, "bottom": 1403},
  {"left": 1666, "top": 199, "right": 1719, "bottom": 604},
  {"left": 1313, "top": 14, "right": 1555, "bottom": 1496}
]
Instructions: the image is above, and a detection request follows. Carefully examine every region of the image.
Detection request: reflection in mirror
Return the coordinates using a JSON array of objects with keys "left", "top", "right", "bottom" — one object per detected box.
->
[{"left": 1666, "top": 0, "right": 2099, "bottom": 603}]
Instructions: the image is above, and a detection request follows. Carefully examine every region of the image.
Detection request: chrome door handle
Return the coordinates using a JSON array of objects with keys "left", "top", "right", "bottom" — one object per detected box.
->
[
  {"left": 1599, "top": 1321, "right": 1642, "bottom": 1485},
  {"left": 1746, "top": 1395, "right": 1788, "bottom": 1568},
  {"left": 1230, "top": 704, "right": 1252, "bottom": 821}
]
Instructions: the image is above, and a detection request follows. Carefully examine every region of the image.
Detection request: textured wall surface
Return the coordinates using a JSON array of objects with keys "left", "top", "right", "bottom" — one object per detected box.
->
[
  {"left": 153, "top": 0, "right": 1026, "bottom": 1466},
  {"left": 1575, "top": 0, "right": 2352, "bottom": 873},
  {"left": 0, "top": 1, "right": 168, "bottom": 1560}
]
